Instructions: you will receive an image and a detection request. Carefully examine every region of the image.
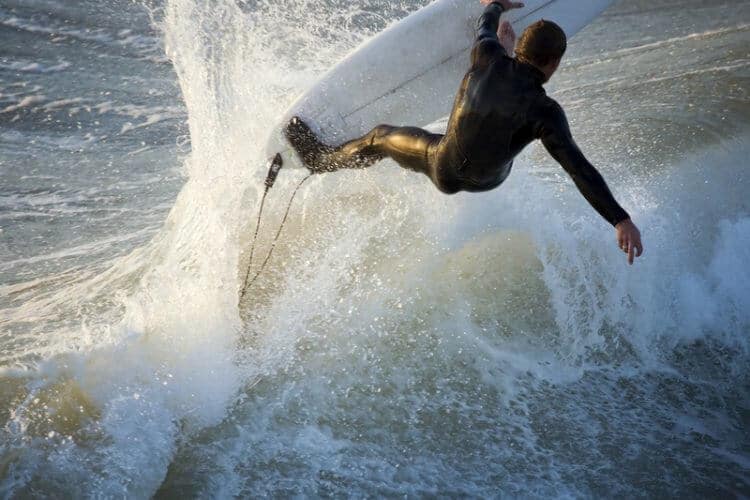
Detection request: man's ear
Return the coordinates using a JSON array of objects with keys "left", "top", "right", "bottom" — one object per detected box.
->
[
  {"left": 543, "top": 57, "right": 561, "bottom": 81},
  {"left": 550, "top": 57, "right": 561, "bottom": 73}
]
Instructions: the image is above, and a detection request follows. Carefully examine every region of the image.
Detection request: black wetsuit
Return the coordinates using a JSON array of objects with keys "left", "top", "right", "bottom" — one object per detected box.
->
[{"left": 285, "top": 1, "right": 630, "bottom": 226}]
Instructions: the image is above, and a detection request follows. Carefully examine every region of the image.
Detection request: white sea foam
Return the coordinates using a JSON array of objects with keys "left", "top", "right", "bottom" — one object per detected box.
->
[
  {"left": 0, "top": 95, "right": 46, "bottom": 114},
  {"left": 0, "top": 59, "right": 71, "bottom": 73}
]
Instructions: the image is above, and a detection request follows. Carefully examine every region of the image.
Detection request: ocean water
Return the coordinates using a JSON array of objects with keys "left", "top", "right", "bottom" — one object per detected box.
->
[{"left": 1, "top": 0, "right": 749, "bottom": 496}]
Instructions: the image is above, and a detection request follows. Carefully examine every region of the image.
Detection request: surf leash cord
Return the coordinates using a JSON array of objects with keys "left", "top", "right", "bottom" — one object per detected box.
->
[{"left": 239, "top": 154, "right": 313, "bottom": 300}]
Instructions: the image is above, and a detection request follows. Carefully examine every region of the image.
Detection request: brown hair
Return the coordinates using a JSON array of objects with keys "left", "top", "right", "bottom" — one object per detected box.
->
[{"left": 516, "top": 20, "right": 567, "bottom": 67}]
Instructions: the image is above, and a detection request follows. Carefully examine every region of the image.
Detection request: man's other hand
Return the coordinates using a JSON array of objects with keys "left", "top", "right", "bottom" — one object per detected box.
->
[
  {"left": 498, "top": 20, "right": 517, "bottom": 53},
  {"left": 615, "top": 219, "right": 644, "bottom": 265},
  {"left": 480, "top": 0, "right": 525, "bottom": 10}
]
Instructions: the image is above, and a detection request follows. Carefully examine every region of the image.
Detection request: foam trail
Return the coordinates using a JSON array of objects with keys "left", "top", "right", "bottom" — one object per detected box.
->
[
  {"left": 210, "top": 137, "right": 750, "bottom": 495},
  {"left": 2, "top": 0, "right": 392, "bottom": 494},
  {"left": 2, "top": 0, "right": 273, "bottom": 493}
]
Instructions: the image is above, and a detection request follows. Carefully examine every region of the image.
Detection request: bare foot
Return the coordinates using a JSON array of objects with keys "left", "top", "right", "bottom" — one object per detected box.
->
[
  {"left": 284, "top": 116, "right": 336, "bottom": 173},
  {"left": 498, "top": 21, "right": 516, "bottom": 55}
]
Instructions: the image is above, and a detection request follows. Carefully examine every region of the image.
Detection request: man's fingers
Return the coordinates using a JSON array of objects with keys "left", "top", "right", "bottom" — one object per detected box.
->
[
  {"left": 615, "top": 221, "right": 643, "bottom": 265},
  {"left": 499, "top": 0, "right": 524, "bottom": 8},
  {"left": 627, "top": 242, "right": 635, "bottom": 265}
]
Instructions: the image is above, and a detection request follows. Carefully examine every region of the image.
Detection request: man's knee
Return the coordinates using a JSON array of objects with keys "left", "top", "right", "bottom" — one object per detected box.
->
[
  {"left": 370, "top": 124, "right": 395, "bottom": 144},
  {"left": 436, "top": 182, "right": 461, "bottom": 195}
]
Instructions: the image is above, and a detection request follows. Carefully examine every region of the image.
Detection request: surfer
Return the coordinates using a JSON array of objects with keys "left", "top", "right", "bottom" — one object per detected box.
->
[{"left": 285, "top": 0, "right": 644, "bottom": 264}]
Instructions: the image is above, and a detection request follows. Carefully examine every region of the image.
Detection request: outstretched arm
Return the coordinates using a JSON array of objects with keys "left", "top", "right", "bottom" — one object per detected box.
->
[
  {"left": 539, "top": 101, "right": 644, "bottom": 264},
  {"left": 473, "top": 0, "right": 524, "bottom": 66}
]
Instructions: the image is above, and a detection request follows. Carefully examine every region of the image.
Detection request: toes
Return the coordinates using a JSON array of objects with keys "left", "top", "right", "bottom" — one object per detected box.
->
[
  {"left": 287, "top": 116, "right": 305, "bottom": 130},
  {"left": 284, "top": 116, "right": 313, "bottom": 143},
  {"left": 283, "top": 117, "right": 334, "bottom": 173},
  {"left": 286, "top": 116, "right": 303, "bottom": 133}
]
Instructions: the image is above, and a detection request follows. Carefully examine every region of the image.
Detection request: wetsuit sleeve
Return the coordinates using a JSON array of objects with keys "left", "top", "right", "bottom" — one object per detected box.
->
[
  {"left": 471, "top": 2, "right": 507, "bottom": 68},
  {"left": 538, "top": 100, "right": 630, "bottom": 226}
]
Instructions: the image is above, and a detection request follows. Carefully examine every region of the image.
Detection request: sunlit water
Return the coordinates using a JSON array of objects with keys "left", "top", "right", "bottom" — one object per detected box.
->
[{"left": 1, "top": 0, "right": 748, "bottom": 496}]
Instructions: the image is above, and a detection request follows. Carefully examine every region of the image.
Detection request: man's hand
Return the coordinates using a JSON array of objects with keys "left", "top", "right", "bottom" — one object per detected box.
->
[
  {"left": 498, "top": 20, "right": 516, "bottom": 54},
  {"left": 480, "top": 0, "right": 525, "bottom": 10},
  {"left": 615, "top": 219, "right": 643, "bottom": 265}
]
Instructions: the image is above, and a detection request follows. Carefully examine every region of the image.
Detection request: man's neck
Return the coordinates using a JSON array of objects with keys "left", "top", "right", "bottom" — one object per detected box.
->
[{"left": 515, "top": 57, "right": 549, "bottom": 84}]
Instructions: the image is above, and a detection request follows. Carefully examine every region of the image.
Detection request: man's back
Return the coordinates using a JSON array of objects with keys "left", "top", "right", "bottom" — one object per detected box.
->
[
  {"left": 445, "top": 44, "right": 549, "bottom": 172},
  {"left": 436, "top": 1, "right": 629, "bottom": 227}
]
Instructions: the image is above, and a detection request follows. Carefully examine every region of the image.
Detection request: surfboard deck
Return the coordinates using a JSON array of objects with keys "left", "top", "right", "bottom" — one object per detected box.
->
[{"left": 265, "top": 0, "right": 616, "bottom": 168}]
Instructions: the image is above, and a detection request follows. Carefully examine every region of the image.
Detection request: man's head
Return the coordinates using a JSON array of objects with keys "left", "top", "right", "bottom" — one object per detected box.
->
[{"left": 516, "top": 19, "right": 567, "bottom": 82}]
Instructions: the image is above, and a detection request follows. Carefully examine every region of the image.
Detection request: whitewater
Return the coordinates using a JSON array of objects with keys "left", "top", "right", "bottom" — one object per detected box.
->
[{"left": 0, "top": 0, "right": 748, "bottom": 496}]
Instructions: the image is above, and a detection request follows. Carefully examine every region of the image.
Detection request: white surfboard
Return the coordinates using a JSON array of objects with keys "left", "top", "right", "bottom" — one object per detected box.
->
[{"left": 265, "top": 0, "right": 615, "bottom": 166}]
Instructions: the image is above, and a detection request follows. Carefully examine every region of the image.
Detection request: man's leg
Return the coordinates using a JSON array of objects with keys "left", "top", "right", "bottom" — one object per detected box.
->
[
  {"left": 340, "top": 124, "right": 443, "bottom": 177},
  {"left": 285, "top": 117, "right": 442, "bottom": 181}
]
